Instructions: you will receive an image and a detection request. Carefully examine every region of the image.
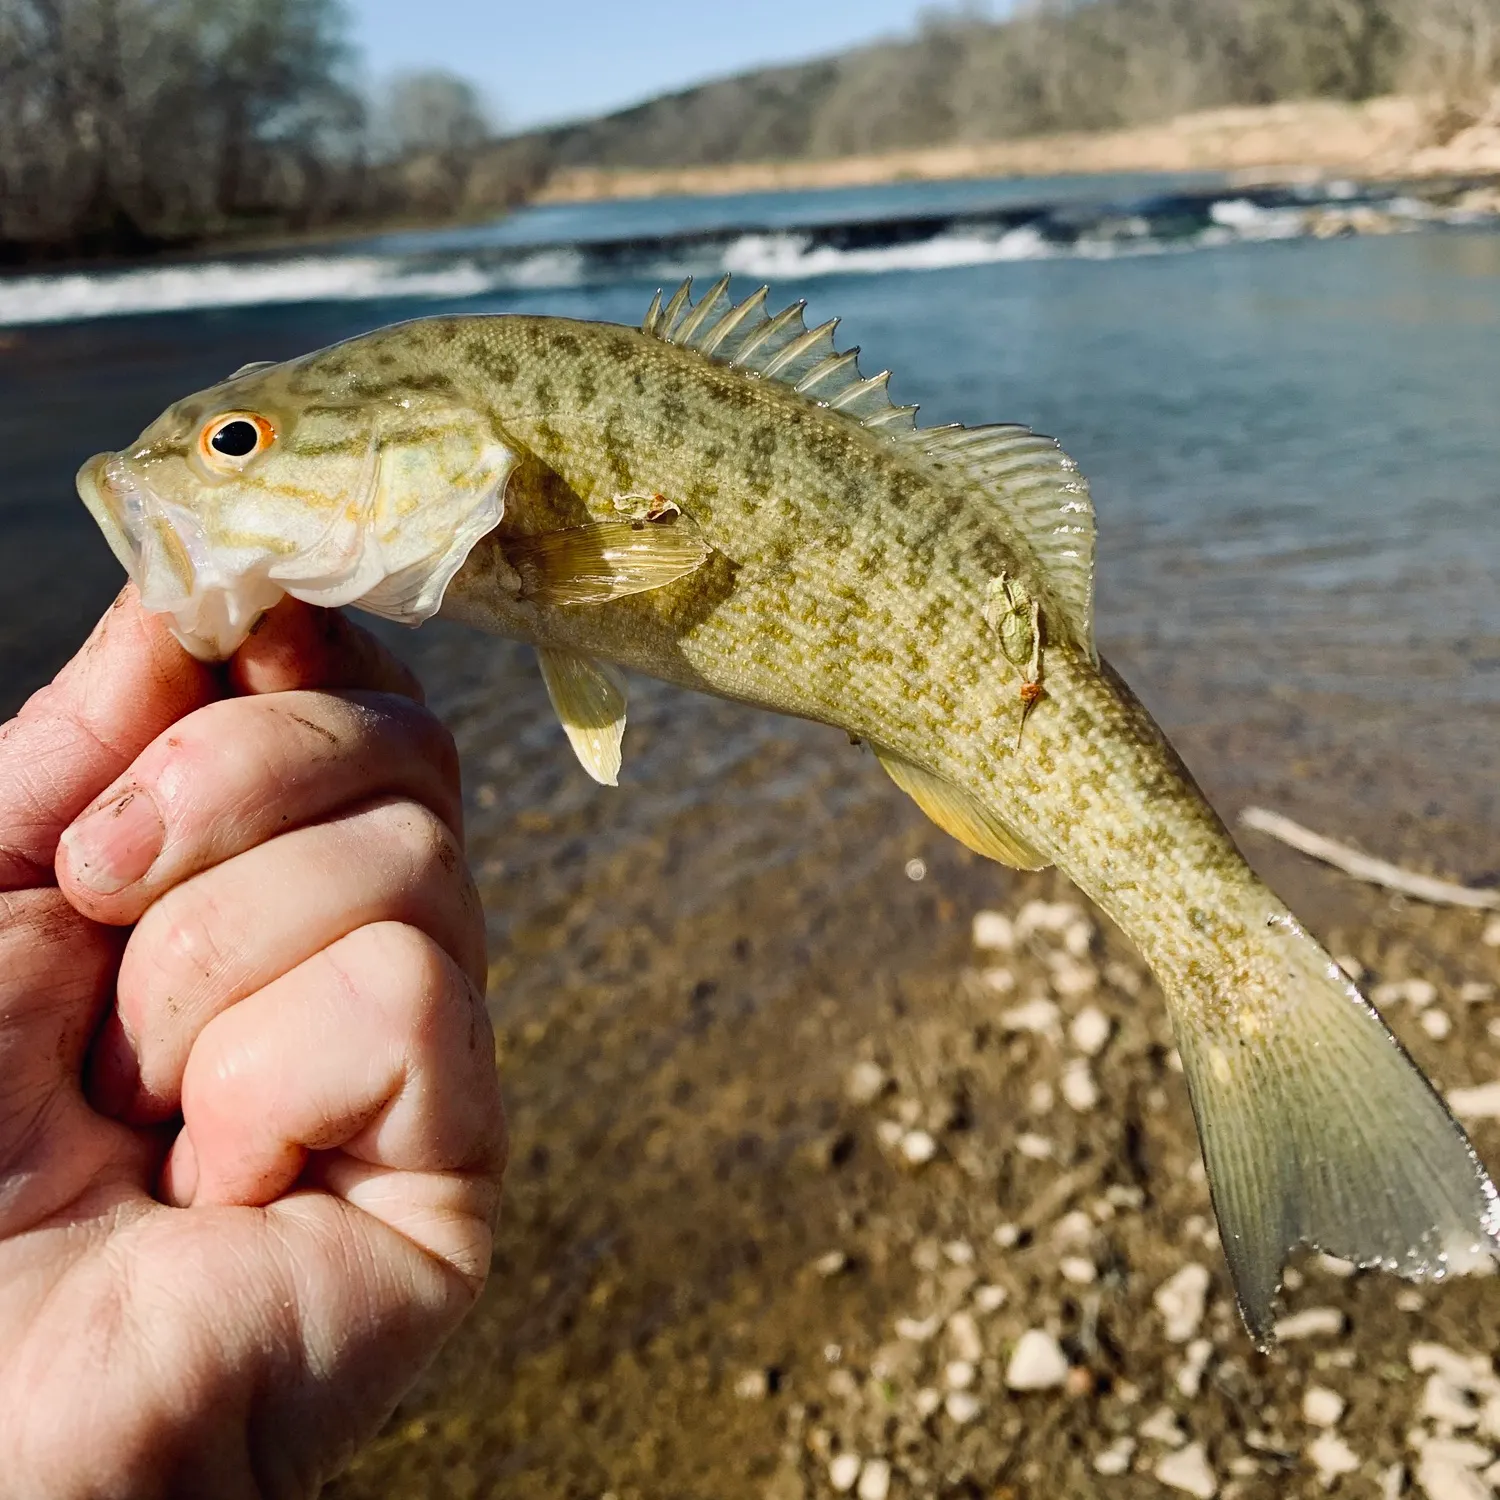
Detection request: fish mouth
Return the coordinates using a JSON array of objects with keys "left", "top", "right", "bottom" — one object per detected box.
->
[{"left": 76, "top": 452, "right": 145, "bottom": 577}]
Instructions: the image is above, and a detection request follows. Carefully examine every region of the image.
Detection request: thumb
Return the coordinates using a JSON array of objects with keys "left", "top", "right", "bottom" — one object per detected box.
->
[{"left": 0, "top": 585, "right": 219, "bottom": 890}]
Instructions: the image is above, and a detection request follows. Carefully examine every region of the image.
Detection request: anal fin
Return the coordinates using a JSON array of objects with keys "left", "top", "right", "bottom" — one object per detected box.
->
[
  {"left": 537, "top": 647, "right": 628, "bottom": 786},
  {"left": 875, "top": 747, "right": 1049, "bottom": 870}
]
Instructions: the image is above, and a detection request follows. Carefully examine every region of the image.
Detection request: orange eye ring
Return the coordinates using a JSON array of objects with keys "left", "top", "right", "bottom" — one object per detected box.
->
[{"left": 199, "top": 411, "right": 276, "bottom": 472}]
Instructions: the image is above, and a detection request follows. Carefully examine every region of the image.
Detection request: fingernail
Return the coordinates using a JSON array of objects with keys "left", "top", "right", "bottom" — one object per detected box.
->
[{"left": 61, "top": 786, "right": 165, "bottom": 894}]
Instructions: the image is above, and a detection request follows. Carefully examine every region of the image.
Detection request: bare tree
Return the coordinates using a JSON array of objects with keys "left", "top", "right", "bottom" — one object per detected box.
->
[{"left": 377, "top": 69, "right": 492, "bottom": 160}]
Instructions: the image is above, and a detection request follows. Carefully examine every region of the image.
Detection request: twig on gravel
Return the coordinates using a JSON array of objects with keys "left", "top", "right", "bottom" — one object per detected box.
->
[{"left": 1240, "top": 806, "right": 1500, "bottom": 911}]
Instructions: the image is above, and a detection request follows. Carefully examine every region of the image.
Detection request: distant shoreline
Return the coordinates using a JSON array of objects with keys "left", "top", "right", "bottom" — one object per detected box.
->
[{"left": 537, "top": 96, "right": 1500, "bottom": 204}]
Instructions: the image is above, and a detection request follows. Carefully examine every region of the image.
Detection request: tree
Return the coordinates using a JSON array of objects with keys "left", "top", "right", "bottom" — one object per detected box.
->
[{"left": 377, "top": 68, "right": 492, "bottom": 160}]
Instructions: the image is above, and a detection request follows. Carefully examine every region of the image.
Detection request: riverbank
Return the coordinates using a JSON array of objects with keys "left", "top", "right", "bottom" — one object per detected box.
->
[{"left": 537, "top": 96, "right": 1500, "bottom": 205}]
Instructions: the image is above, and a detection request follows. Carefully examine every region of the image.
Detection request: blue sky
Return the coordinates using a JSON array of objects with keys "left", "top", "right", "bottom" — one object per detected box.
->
[{"left": 351, "top": 0, "right": 967, "bottom": 130}]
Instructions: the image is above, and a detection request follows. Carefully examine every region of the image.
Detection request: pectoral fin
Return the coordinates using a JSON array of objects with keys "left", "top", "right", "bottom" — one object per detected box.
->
[
  {"left": 508, "top": 515, "right": 711, "bottom": 605},
  {"left": 874, "top": 747, "right": 1050, "bottom": 870},
  {"left": 537, "top": 647, "right": 628, "bottom": 786}
]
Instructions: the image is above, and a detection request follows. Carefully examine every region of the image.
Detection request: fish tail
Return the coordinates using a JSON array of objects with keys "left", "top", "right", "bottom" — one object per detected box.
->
[{"left": 1171, "top": 913, "right": 1500, "bottom": 1346}]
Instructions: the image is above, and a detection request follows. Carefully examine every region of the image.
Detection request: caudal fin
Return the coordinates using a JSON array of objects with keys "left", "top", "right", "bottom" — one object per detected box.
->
[{"left": 1173, "top": 914, "right": 1500, "bottom": 1347}]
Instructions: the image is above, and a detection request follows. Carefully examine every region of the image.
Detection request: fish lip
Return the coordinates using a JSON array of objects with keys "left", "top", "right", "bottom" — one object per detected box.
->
[{"left": 76, "top": 451, "right": 143, "bottom": 577}]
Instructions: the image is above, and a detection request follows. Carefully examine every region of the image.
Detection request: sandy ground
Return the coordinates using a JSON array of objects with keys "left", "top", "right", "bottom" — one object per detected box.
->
[
  {"left": 537, "top": 96, "right": 1500, "bottom": 205},
  {"left": 317, "top": 620, "right": 1500, "bottom": 1500}
]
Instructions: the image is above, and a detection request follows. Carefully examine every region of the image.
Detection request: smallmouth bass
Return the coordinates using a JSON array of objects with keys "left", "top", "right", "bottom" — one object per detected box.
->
[{"left": 76, "top": 277, "right": 1500, "bottom": 1343}]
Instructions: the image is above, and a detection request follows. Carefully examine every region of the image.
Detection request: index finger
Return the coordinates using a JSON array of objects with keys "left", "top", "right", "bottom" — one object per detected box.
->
[{"left": 0, "top": 586, "right": 219, "bottom": 891}]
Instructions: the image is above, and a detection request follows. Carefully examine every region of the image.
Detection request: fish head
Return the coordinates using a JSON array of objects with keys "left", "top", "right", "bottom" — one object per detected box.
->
[{"left": 76, "top": 341, "right": 517, "bottom": 660}]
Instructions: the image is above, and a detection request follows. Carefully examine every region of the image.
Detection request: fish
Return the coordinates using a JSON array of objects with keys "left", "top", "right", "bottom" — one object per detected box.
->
[{"left": 75, "top": 276, "right": 1500, "bottom": 1344}]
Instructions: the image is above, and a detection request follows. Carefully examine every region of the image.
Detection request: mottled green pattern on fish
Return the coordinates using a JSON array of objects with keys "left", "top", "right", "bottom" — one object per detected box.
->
[{"left": 76, "top": 280, "right": 1500, "bottom": 1344}]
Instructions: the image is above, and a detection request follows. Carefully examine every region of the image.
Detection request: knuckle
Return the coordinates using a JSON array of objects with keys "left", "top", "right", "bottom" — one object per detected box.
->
[{"left": 350, "top": 920, "right": 458, "bottom": 1030}]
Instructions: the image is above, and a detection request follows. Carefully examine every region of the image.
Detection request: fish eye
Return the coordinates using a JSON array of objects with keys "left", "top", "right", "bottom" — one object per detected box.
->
[{"left": 199, "top": 412, "right": 275, "bottom": 471}]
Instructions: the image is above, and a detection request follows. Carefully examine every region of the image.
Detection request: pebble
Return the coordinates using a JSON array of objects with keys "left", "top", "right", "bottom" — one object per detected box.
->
[
  {"left": 875, "top": 1119, "right": 905, "bottom": 1149},
  {"left": 1315, "top": 1254, "right": 1356, "bottom": 1278},
  {"left": 1308, "top": 1432, "right": 1360, "bottom": 1484},
  {"left": 1482, "top": 917, "right": 1500, "bottom": 948},
  {"left": 1061, "top": 1058, "right": 1101, "bottom": 1112},
  {"left": 1069, "top": 1005, "right": 1113, "bottom": 1056},
  {"left": 978, "top": 965, "right": 1016, "bottom": 994},
  {"left": 1335, "top": 954, "right": 1365, "bottom": 982},
  {"left": 947, "top": 1311, "right": 983, "bottom": 1362},
  {"left": 1411, "top": 1344, "right": 1499, "bottom": 1392},
  {"left": 1049, "top": 957, "right": 1100, "bottom": 997},
  {"left": 945, "top": 1390, "right": 982, "bottom": 1424},
  {"left": 1302, "top": 1386, "right": 1346, "bottom": 1426},
  {"left": 1093, "top": 1437, "right": 1136, "bottom": 1476},
  {"left": 1175, "top": 1339, "right": 1213, "bottom": 1399},
  {"left": 1399, "top": 1290, "right": 1427, "bottom": 1312},
  {"left": 828, "top": 1453, "right": 863, "bottom": 1493},
  {"left": 1139, "top": 1406, "right": 1187, "bottom": 1447},
  {"left": 994, "top": 1222, "right": 1022, "bottom": 1248},
  {"left": 1372, "top": 978, "right": 1439, "bottom": 1009},
  {"left": 1460, "top": 982, "right": 1496, "bottom": 1004},
  {"left": 895, "top": 1314, "right": 941, "bottom": 1342},
  {"left": 1002, "top": 997, "right": 1062, "bottom": 1035},
  {"left": 1028, "top": 1080, "right": 1056, "bottom": 1113},
  {"left": 899, "top": 1129, "right": 938, "bottom": 1166},
  {"left": 972, "top": 910, "right": 1016, "bottom": 950},
  {"left": 856, "top": 1458, "right": 891, "bottom": 1500},
  {"left": 735, "top": 1369, "right": 771, "bottom": 1399},
  {"left": 914, "top": 1388, "right": 942, "bottom": 1419},
  {"left": 973, "top": 1284, "right": 1008, "bottom": 1314},
  {"left": 1155, "top": 1263, "right": 1211, "bottom": 1343},
  {"left": 1154, "top": 1441, "right": 1218, "bottom": 1498},
  {"left": 945, "top": 1360, "right": 976, "bottom": 1390},
  {"left": 1005, "top": 1329, "right": 1070, "bottom": 1391},
  {"left": 1015, "top": 899, "right": 1085, "bottom": 940},
  {"left": 1064, "top": 919, "right": 1095, "bottom": 957},
  {"left": 1416, "top": 1441, "right": 1493, "bottom": 1500},
  {"left": 845, "top": 1061, "right": 889, "bottom": 1105},
  {"left": 1271, "top": 1307, "right": 1346, "bottom": 1341},
  {"left": 1060, "top": 1256, "right": 1098, "bottom": 1285},
  {"left": 1424, "top": 1375, "right": 1484, "bottom": 1429},
  {"left": 1447, "top": 1083, "right": 1500, "bottom": 1122},
  {"left": 1052, "top": 1210, "right": 1096, "bottom": 1245},
  {"left": 813, "top": 1250, "right": 850, "bottom": 1278},
  {"left": 943, "top": 1239, "right": 975, "bottom": 1265},
  {"left": 1422, "top": 1009, "right": 1454, "bottom": 1040},
  {"left": 1016, "top": 1132, "right": 1054, "bottom": 1160}
]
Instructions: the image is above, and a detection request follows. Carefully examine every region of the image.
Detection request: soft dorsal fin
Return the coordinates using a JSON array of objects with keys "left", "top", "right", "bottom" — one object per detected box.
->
[
  {"left": 874, "top": 746, "right": 1050, "bottom": 871},
  {"left": 642, "top": 277, "right": 1097, "bottom": 658}
]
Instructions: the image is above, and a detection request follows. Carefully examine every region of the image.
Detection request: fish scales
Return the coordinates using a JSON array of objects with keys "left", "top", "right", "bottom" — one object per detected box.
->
[{"left": 76, "top": 279, "right": 1500, "bottom": 1344}]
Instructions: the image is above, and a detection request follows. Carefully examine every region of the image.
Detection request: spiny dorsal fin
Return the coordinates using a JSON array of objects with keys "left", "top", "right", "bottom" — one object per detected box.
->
[
  {"left": 642, "top": 277, "right": 1096, "bottom": 658},
  {"left": 874, "top": 746, "right": 1050, "bottom": 871}
]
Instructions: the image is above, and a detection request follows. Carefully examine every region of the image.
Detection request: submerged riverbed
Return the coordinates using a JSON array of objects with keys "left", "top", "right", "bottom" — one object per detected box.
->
[{"left": 2, "top": 177, "right": 1499, "bottom": 1497}]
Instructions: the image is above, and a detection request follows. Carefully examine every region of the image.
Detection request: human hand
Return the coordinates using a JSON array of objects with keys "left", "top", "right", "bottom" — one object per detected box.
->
[{"left": 0, "top": 589, "right": 506, "bottom": 1499}]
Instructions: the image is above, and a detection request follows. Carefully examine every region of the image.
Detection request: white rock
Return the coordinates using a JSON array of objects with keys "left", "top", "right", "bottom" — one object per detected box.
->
[
  {"left": 895, "top": 1314, "right": 941, "bottom": 1342},
  {"left": 814, "top": 1250, "right": 850, "bottom": 1278},
  {"left": 1154, "top": 1441, "right": 1218, "bottom": 1498},
  {"left": 1302, "top": 1386, "right": 1346, "bottom": 1427},
  {"left": 947, "top": 1311, "right": 983, "bottom": 1362},
  {"left": 857, "top": 1458, "right": 891, "bottom": 1500},
  {"left": 1064, "top": 919, "right": 1095, "bottom": 958},
  {"left": 1016, "top": 1132, "right": 1054, "bottom": 1160},
  {"left": 945, "top": 1360, "right": 976, "bottom": 1390},
  {"left": 1061, "top": 1059, "right": 1101, "bottom": 1112},
  {"left": 1139, "top": 1406, "right": 1187, "bottom": 1447},
  {"left": 875, "top": 1119, "right": 905, "bottom": 1149},
  {"left": 1015, "top": 899, "right": 1085, "bottom": 940},
  {"left": 1308, "top": 1432, "right": 1360, "bottom": 1484},
  {"left": 994, "top": 1221, "right": 1022, "bottom": 1248},
  {"left": 1482, "top": 917, "right": 1500, "bottom": 948},
  {"left": 1416, "top": 1443, "right": 1493, "bottom": 1500},
  {"left": 978, "top": 965, "right": 1016, "bottom": 994},
  {"left": 1410, "top": 1345, "right": 1500, "bottom": 1394},
  {"left": 1422, "top": 1009, "right": 1454, "bottom": 1040},
  {"left": 1175, "top": 1339, "right": 1213, "bottom": 1399},
  {"left": 1272, "top": 1307, "right": 1346, "bottom": 1341},
  {"left": 1052, "top": 1209, "right": 1096, "bottom": 1245},
  {"left": 944, "top": 1239, "right": 975, "bottom": 1265},
  {"left": 1005, "top": 1329, "right": 1070, "bottom": 1391},
  {"left": 972, "top": 910, "right": 1015, "bottom": 950},
  {"left": 1106, "top": 1183, "right": 1145, "bottom": 1209},
  {"left": 1380, "top": 1465, "right": 1406, "bottom": 1500},
  {"left": 973, "top": 1284, "right": 1008, "bottom": 1314},
  {"left": 1315, "top": 1254, "right": 1357, "bottom": 1278},
  {"left": 1419, "top": 1439, "right": 1491, "bottom": 1469},
  {"left": 845, "top": 1060, "right": 888, "bottom": 1105},
  {"left": 1448, "top": 1083, "right": 1500, "bottom": 1123},
  {"left": 828, "top": 1453, "right": 862, "bottom": 1493},
  {"left": 1069, "top": 1005, "right": 1113, "bottom": 1056},
  {"left": 1050, "top": 957, "right": 1100, "bottom": 997},
  {"left": 914, "top": 1387, "right": 942, "bottom": 1418},
  {"left": 945, "top": 1390, "right": 982, "bottom": 1424},
  {"left": 900, "top": 1129, "right": 938, "bottom": 1166},
  {"left": 1422, "top": 1374, "right": 1481, "bottom": 1428},
  {"left": 1002, "top": 997, "right": 1062, "bottom": 1035},
  {"left": 1155, "top": 1264, "right": 1211, "bottom": 1343},
  {"left": 1399, "top": 1290, "right": 1427, "bottom": 1312},
  {"left": 735, "top": 1369, "right": 771, "bottom": 1399},
  {"left": 1372, "top": 978, "right": 1439, "bottom": 1010},
  {"left": 1093, "top": 1437, "right": 1136, "bottom": 1476},
  {"left": 1060, "top": 1256, "right": 1098, "bottom": 1285},
  {"left": 1460, "top": 982, "right": 1496, "bottom": 1004},
  {"left": 1029, "top": 1080, "right": 1056, "bottom": 1113}
]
